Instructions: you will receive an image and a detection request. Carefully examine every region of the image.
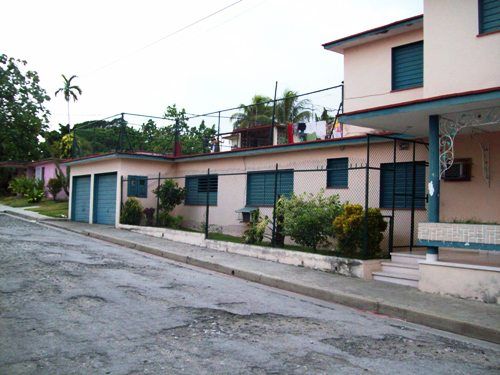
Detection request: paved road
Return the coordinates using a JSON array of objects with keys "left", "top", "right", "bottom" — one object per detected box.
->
[{"left": 0, "top": 214, "right": 499, "bottom": 374}]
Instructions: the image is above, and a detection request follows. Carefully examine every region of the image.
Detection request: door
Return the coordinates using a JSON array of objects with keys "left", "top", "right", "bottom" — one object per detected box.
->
[
  {"left": 93, "top": 173, "right": 117, "bottom": 225},
  {"left": 72, "top": 175, "right": 91, "bottom": 222}
]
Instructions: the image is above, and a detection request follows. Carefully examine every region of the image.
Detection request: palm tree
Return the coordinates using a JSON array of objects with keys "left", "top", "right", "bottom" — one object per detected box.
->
[
  {"left": 231, "top": 95, "right": 273, "bottom": 129},
  {"left": 275, "top": 89, "right": 312, "bottom": 124},
  {"left": 55, "top": 74, "right": 82, "bottom": 130}
]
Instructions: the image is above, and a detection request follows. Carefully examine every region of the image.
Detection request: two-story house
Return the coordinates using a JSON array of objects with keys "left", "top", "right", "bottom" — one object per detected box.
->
[{"left": 323, "top": 0, "right": 500, "bottom": 301}]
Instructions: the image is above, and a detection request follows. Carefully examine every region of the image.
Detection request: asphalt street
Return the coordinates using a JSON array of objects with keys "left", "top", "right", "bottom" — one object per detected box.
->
[{"left": 0, "top": 214, "right": 499, "bottom": 374}]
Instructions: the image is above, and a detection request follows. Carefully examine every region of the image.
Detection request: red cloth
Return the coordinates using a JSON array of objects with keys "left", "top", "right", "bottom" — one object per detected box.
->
[{"left": 287, "top": 123, "right": 294, "bottom": 144}]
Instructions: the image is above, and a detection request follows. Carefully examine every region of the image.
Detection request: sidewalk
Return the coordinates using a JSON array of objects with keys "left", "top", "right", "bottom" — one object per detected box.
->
[
  {"left": 2, "top": 209, "right": 499, "bottom": 344},
  {"left": 0, "top": 204, "right": 52, "bottom": 221}
]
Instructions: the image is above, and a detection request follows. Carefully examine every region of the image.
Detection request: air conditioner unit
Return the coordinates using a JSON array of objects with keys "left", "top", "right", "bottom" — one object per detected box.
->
[{"left": 443, "top": 159, "right": 471, "bottom": 181}]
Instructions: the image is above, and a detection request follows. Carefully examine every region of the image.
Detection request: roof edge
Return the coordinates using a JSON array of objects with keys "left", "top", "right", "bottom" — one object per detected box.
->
[{"left": 322, "top": 14, "right": 423, "bottom": 52}]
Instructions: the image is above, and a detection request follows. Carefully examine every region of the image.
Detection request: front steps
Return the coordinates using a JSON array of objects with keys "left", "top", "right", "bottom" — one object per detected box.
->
[{"left": 373, "top": 252, "right": 425, "bottom": 287}]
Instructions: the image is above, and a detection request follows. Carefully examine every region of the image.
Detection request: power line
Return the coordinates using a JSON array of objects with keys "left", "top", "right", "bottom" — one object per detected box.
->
[
  {"left": 88, "top": 0, "right": 244, "bottom": 75},
  {"left": 186, "top": 84, "right": 343, "bottom": 120}
]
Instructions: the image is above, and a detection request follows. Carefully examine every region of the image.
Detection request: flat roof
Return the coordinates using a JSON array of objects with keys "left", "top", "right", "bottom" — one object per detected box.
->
[
  {"left": 323, "top": 14, "right": 423, "bottom": 54},
  {"left": 64, "top": 132, "right": 406, "bottom": 167}
]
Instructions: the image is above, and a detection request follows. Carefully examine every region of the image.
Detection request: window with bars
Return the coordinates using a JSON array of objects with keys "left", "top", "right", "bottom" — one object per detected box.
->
[{"left": 185, "top": 175, "right": 218, "bottom": 205}]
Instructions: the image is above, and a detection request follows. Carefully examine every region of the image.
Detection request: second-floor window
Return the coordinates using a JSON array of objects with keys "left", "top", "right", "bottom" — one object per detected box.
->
[
  {"left": 391, "top": 41, "right": 423, "bottom": 91},
  {"left": 479, "top": 0, "right": 500, "bottom": 34}
]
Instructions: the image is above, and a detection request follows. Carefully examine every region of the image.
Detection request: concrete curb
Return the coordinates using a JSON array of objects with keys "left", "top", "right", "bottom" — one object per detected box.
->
[{"left": 12, "top": 214, "right": 499, "bottom": 344}]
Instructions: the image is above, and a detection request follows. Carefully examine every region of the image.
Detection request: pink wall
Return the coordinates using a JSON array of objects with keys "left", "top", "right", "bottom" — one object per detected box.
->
[
  {"left": 440, "top": 131, "right": 500, "bottom": 223},
  {"left": 343, "top": 29, "right": 424, "bottom": 113},
  {"left": 33, "top": 161, "right": 67, "bottom": 200},
  {"left": 424, "top": 0, "right": 500, "bottom": 97}
]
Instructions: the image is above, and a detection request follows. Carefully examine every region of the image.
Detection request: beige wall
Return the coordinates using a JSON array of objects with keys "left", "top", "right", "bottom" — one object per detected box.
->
[
  {"left": 419, "top": 261, "right": 500, "bottom": 303},
  {"left": 69, "top": 157, "right": 173, "bottom": 224},
  {"left": 342, "top": 1, "right": 499, "bottom": 113},
  {"left": 440, "top": 131, "right": 500, "bottom": 223},
  {"left": 343, "top": 29, "right": 424, "bottom": 113},
  {"left": 424, "top": 0, "right": 500, "bottom": 97}
]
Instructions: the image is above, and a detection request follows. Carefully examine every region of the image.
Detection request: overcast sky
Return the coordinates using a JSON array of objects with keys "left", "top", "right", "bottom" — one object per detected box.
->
[{"left": 2, "top": 0, "right": 422, "bottom": 133}]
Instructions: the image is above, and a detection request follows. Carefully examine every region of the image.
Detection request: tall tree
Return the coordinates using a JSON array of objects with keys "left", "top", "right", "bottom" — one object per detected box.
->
[
  {"left": 0, "top": 54, "right": 50, "bottom": 161},
  {"left": 55, "top": 74, "right": 82, "bottom": 130},
  {"left": 275, "top": 89, "right": 312, "bottom": 124},
  {"left": 230, "top": 95, "right": 273, "bottom": 129}
]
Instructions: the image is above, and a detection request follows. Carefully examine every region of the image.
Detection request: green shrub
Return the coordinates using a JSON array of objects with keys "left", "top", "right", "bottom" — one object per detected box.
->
[
  {"left": 143, "top": 207, "right": 155, "bottom": 226},
  {"left": 158, "top": 211, "right": 183, "bottom": 229},
  {"left": 154, "top": 179, "right": 185, "bottom": 213},
  {"left": 277, "top": 190, "right": 342, "bottom": 250},
  {"left": 47, "top": 178, "right": 63, "bottom": 201},
  {"left": 120, "top": 198, "right": 144, "bottom": 225},
  {"left": 243, "top": 209, "right": 270, "bottom": 244},
  {"left": 9, "top": 176, "right": 42, "bottom": 196},
  {"left": 333, "top": 203, "right": 388, "bottom": 259}
]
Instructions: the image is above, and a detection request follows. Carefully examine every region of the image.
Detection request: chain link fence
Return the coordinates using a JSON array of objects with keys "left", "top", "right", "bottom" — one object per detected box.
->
[{"left": 119, "top": 135, "right": 428, "bottom": 258}]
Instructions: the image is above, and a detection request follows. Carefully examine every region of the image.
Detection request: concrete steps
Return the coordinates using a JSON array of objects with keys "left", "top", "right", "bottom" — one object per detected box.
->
[{"left": 373, "top": 252, "right": 425, "bottom": 288}]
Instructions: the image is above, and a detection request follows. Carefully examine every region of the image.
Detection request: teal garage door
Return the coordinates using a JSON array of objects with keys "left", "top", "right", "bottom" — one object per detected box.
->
[
  {"left": 72, "top": 175, "right": 91, "bottom": 222},
  {"left": 94, "top": 173, "right": 117, "bottom": 225}
]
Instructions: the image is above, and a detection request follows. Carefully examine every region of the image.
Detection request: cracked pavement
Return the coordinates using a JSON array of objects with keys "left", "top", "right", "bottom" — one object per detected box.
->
[{"left": 0, "top": 214, "right": 499, "bottom": 374}]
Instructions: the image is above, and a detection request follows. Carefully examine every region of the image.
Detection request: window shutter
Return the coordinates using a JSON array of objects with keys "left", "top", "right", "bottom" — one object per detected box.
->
[
  {"left": 380, "top": 162, "right": 426, "bottom": 209},
  {"left": 247, "top": 170, "right": 294, "bottom": 206},
  {"left": 392, "top": 41, "right": 423, "bottom": 90},
  {"left": 480, "top": 0, "right": 500, "bottom": 33},
  {"left": 327, "top": 158, "right": 348, "bottom": 188},
  {"left": 185, "top": 175, "right": 218, "bottom": 205},
  {"left": 127, "top": 176, "right": 137, "bottom": 197},
  {"left": 138, "top": 178, "right": 148, "bottom": 198}
]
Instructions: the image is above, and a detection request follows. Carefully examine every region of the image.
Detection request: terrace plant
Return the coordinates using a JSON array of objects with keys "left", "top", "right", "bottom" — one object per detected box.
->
[
  {"left": 154, "top": 179, "right": 185, "bottom": 213},
  {"left": 333, "top": 203, "right": 387, "bottom": 259},
  {"left": 277, "top": 190, "right": 342, "bottom": 250},
  {"left": 243, "top": 209, "right": 270, "bottom": 245},
  {"left": 47, "top": 177, "right": 63, "bottom": 201},
  {"left": 120, "top": 198, "right": 143, "bottom": 225}
]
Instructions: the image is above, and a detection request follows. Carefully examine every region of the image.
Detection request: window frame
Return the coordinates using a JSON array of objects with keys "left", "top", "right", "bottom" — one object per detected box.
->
[
  {"left": 379, "top": 161, "right": 426, "bottom": 210},
  {"left": 391, "top": 41, "right": 424, "bottom": 91},
  {"left": 326, "top": 157, "right": 349, "bottom": 189},
  {"left": 127, "top": 175, "right": 148, "bottom": 198},
  {"left": 246, "top": 169, "right": 294, "bottom": 207},
  {"left": 478, "top": 0, "right": 500, "bottom": 35},
  {"left": 185, "top": 174, "right": 218, "bottom": 206}
]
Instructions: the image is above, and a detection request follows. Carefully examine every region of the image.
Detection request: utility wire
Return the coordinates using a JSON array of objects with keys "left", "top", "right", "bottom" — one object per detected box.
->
[{"left": 88, "top": 0, "right": 244, "bottom": 75}]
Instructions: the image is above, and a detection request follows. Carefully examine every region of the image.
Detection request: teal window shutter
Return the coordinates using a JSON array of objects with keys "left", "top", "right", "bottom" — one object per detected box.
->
[
  {"left": 326, "top": 158, "right": 348, "bottom": 188},
  {"left": 392, "top": 41, "right": 423, "bottom": 90},
  {"left": 185, "top": 175, "right": 218, "bottom": 205},
  {"left": 380, "top": 162, "right": 426, "bottom": 209},
  {"left": 246, "top": 170, "right": 294, "bottom": 206},
  {"left": 479, "top": 0, "right": 500, "bottom": 34},
  {"left": 127, "top": 176, "right": 147, "bottom": 198}
]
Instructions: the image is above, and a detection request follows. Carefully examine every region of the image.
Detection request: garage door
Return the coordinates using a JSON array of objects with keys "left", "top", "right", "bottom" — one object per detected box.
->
[
  {"left": 72, "top": 175, "right": 91, "bottom": 222},
  {"left": 94, "top": 173, "right": 117, "bottom": 225}
]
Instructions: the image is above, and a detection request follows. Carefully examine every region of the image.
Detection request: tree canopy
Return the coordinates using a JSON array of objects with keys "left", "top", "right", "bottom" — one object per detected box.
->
[
  {"left": 0, "top": 54, "right": 50, "bottom": 161},
  {"left": 230, "top": 89, "right": 313, "bottom": 129}
]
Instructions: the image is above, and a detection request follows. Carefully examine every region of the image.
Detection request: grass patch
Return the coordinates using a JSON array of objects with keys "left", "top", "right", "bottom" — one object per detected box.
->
[
  {"left": 27, "top": 200, "right": 68, "bottom": 218},
  {"left": 0, "top": 196, "right": 33, "bottom": 207},
  {"left": 207, "top": 232, "right": 338, "bottom": 257},
  {"left": 0, "top": 195, "right": 68, "bottom": 218}
]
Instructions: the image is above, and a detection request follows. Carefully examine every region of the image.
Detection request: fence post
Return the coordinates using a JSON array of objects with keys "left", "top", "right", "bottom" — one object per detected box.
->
[
  {"left": 271, "top": 163, "right": 279, "bottom": 247},
  {"left": 390, "top": 138, "right": 397, "bottom": 254},
  {"left": 363, "top": 135, "right": 371, "bottom": 257},
  {"left": 205, "top": 168, "right": 210, "bottom": 239},
  {"left": 156, "top": 172, "right": 161, "bottom": 226},
  {"left": 119, "top": 175, "right": 124, "bottom": 223},
  {"left": 409, "top": 141, "right": 417, "bottom": 252}
]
